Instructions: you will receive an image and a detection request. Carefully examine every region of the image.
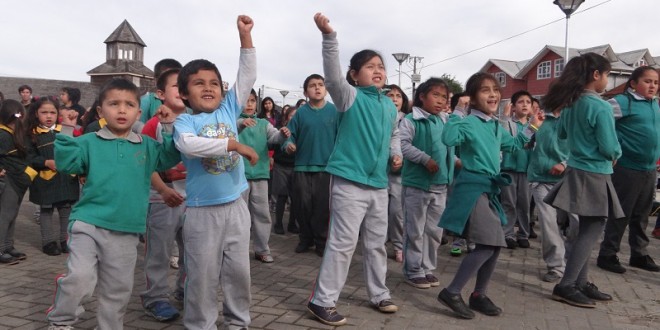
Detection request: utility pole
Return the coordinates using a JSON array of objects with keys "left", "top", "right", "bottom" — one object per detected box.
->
[{"left": 409, "top": 56, "right": 423, "bottom": 98}]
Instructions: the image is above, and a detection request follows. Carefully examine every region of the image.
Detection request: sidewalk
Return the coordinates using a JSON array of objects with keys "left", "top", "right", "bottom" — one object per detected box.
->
[{"left": 0, "top": 199, "right": 658, "bottom": 329}]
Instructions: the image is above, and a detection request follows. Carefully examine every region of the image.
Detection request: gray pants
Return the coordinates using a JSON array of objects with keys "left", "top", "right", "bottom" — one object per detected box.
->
[
  {"left": 140, "top": 203, "right": 185, "bottom": 307},
  {"left": 402, "top": 186, "right": 445, "bottom": 278},
  {"left": 387, "top": 173, "right": 404, "bottom": 251},
  {"left": 183, "top": 200, "right": 251, "bottom": 330},
  {"left": 47, "top": 221, "right": 139, "bottom": 330},
  {"left": 39, "top": 203, "right": 72, "bottom": 246},
  {"left": 531, "top": 182, "right": 579, "bottom": 275},
  {"left": 310, "top": 176, "right": 391, "bottom": 307},
  {"left": 242, "top": 179, "right": 272, "bottom": 255},
  {"left": 599, "top": 167, "right": 655, "bottom": 258},
  {"left": 501, "top": 171, "right": 531, "bottom": 240},
  {"left": 0, "top": 182, "right": 25, "bottom": 251}
]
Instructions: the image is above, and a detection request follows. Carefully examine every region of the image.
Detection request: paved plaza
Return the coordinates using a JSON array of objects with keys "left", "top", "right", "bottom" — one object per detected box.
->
[{"left": 0, "top": 198, "right": 658, "bottom": 330}]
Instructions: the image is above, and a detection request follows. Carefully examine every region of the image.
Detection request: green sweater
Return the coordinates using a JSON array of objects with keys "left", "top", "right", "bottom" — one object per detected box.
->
[
  {"left": 55, "top": 127, "right": 181, "bottom": 233},
  {"left": 611, "top": 91, "right": 660, "bottom": 171},
  {"left": 527, "top": 113, "right": 569, "bottom": 183},
  {"left": 499, "top": 117, "right": 531, "bottom": 172},
  {"left": 558, "top": 91, "right": 621, "bottom": 174},
  {"left": 283, "top": 102, "right": 338, "bottom": 172},
  {"left": 238, "top": 114, "right": 285, "bottom": 180}
]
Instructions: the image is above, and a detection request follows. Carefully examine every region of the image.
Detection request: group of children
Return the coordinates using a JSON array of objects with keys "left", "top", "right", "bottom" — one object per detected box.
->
[{"left": 0, "top": 11, "right": 657, "bottom": 330}]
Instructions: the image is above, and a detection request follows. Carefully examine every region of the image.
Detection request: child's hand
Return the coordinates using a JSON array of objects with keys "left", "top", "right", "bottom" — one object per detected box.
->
[
  {"left": 159, "top": 186, "right": 185, "bottom": 207},
  {"left": 425, "top": 159, "right": 439, "bottom": 174},
  {"left": 44, "top": 159, "right": 57, "bottom": 171},
  {"left": 279, "top": 127, "right": 290, "bottom": 138},
  {"left": 237, "top": 15, "right": 254, "bottom": 48},
  {"left": 455, "top": 158, "right": 462, "bottom": 170},
  {"left": 548, "top": 163, "right": 566, "bottom": 176},
  {"left": 391, "top": 155, "right": 403, "bottom": 171},
  {"left": 242, "top": 118, "right": 256, "bottom": 127},
  {"left": 155, "top": 105, "right": 175, "bottom": 123},
  {"left": 314, "top": 13, "right": 334, "bottom": 34},
  {"left": 0, "top": 169, "right": 5, "bottom": 177},
  {"left": 285, "top": 143, "right": 297, "bottom": 154},
  {"left": 530, "top": 111, "right": 544, "bottom": 128},
  {"left": 79, "top": 176, "right": 87, "bottom": 185},
  {"left": 60, "top": 109, "right": 78, "bottom": 126},
  {"left": 503, "top": 102, "right": 512, "bottom": 117},
  {"left": 237, "top": 144, "right": 259, "bottom": 166}
]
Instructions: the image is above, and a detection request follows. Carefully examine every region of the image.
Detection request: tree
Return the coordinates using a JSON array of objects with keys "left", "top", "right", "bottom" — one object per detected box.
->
[{"left": 440, "top": 74, "right": 463, "bottom": 94}]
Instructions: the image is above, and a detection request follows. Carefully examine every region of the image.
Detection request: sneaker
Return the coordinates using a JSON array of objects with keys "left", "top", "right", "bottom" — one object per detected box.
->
[
  {"left": 578, "top": 282, "right": 612, "bottom": 301},
  {"left": 505, "top": 237, "right": 518, "bottom": 249},
  {"left": 629, "top": 255, "right": 660, "bottom": 272},
  {"left": 171, "top": 290, "right": 184, "bottom": 302},
  {"left": 597, "top": 255, "right": 626, "bottom": 274},
  {"left": 551, "top": 285, "right": 596, "bottom": 308},
  {"left": 406, "top": 277, "right": 431, "bottom": 289},
  {"left": 307, "top": 302, "right": 347, "bottom": 326},
  {"left": 437, "top": 288, "right": 475, "bottom": 319},
  {"left": 48, "top": 325, "right": 74, "bottom": 330},
  {"left": 528, "top": 227, "right": 538, "bottom": 239},
  {"left": 425, "top": 274, "right": 440, "bottom": 287},
  {"left": 60, "top": 241, "right": 69, "bottom": 254},
  {"left": 42, "top": 242, "right": 62, "bottom": 256},
  {"left": 0, "top": 253, "right": 18, "bottom": 265},
  {"left": 394, "top": 250, "right": 403, "bottom": 263},
  {"left": 169, "top": 256, "right": 179, "bottom": 269},
  {"left": 517, "top": 239, "right": 530, "bottom": 248},
  {"left": 652, "top": 227, "right": 660, "bottom": 239},
  {"left": 144, "top": 301, "right": 180, "bottom": 322},
  {"left": 467, "top": 242, "right": 476, "bottom": 253},
  {"left": 5, "top": 247, "right": 26, "bottom": 260},
  {"left": 377, "top": 299, "right": 398, "bottom": 313},
  {"left": 255, "top": 253, "right": 274, "bottom": 263},
  {"left": 542, "top": 271, "right": 562, "bottom": 283},
  {"left": 450, "top": 247, "right": 462, "bottom": 257},
  {"left": 469, "top": 292, "right": 502, "bottom": 316}
]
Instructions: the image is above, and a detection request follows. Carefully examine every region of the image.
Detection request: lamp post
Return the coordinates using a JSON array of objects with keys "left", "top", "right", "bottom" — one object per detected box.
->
[
  {"left": 392, "top": 53, "right": 410, "bottom": 87},
  {"left": 553, "top": 0, "right": 585, "bottom": 62},
  {"left": 279, "top": 90, "right": 289, "bottom": 107}
]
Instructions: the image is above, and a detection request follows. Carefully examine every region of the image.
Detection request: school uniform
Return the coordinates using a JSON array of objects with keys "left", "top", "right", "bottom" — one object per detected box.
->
[{"left": 388, "top": 111, "right": 405, "bottom": 253}]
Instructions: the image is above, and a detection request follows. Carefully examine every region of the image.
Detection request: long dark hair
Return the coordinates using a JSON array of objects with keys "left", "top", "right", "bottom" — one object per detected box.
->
[
  {"left": 259, "top": 96, "right": 275, "bottom": 118},
  {"left": 0, "top": 99, "right": 28, "bottom": 157},
  {"left": 542, "top": 53, "right": 611, "bottom": 111}
]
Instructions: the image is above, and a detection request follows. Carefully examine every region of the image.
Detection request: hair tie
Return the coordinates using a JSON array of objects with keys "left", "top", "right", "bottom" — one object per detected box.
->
[{"left": 14, "top": 113, "right": 22, "bottom": 118}]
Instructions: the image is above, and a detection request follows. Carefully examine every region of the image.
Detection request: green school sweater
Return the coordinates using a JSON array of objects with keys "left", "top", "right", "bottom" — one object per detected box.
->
[
  {"left": 283, "top": 102, "right": 338, "bottom": 172},
  {"left": 527, "top": 113, "right": 569, "bottom": 183},
  {"left": 500, "top": 118, "right": 531, "bottom": 172},
  {"left": 611, "top": 92, "right": 660, "bottom": 171},
  {"left": 238, "top": 114, "right": 271, "bottom": 180}
]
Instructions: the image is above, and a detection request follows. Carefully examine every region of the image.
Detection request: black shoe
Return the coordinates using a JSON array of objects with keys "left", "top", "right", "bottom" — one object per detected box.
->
[
  {"left": 0, "top": 253, "right": 18, "bottom": 265},
  {"left": 288, "top": 224, "right": 300, "bottom": 234},
  {"left": 528, "top": 227, "right": 538, "bottom": 239},
  {"left": 551, "top": 285, "right": 596, "bottom": 308},
  {"left": 5, "top": 247, "right": 26, "bottom": 260},
  {"left": 42, "top": 242, "right": 62, "bottom": 256},
  {"left": 60, "top": 241, "right": 69, "bottom": 254},
  {"left": 505, "top": 237, "right": 518, "bottom": 249},
  {"left": 295, "top": 243, "right": 312, "bottom": 253},
  {"left": 307, "top": 302, "right": 347, "bottom": 326},
  {"left": 629, "top": 255, "right": 660, "bottom": 272},
  {"left": 469, "top": 292, "right": 502, "bottom": 316},
  {"left": 376, "top": 299, "right": 398, "bottom": 313},
  {"left": 517, "top": 239, "right": 530, "bottom": 248},
  {"left": 274, "top": 224, "right": 285, "bottom": 235},
  {"left": 314, "top": 247, "right": 324, "bottom": 257},
  {"left": 441, "top": 237, "right": 448, "bottom": 245},
  {"left": 597, "top": 255, "right": 626, "bottom": 274},
  {"left": 437, "top": 288, "right": 475, "bottom": 319},
  {"left": 578, "top": 282, "right": 612, "bottom": 301}
]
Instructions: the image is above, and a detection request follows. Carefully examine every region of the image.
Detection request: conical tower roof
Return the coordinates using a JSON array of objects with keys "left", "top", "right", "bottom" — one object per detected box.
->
[{"left": 104, "top": 19, "right": 146, "bottom": 47}]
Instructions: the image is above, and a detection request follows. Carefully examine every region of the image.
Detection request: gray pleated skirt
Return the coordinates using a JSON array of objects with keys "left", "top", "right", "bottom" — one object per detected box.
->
[
  {"left": 543, "top": 167, "right": 624, "bottom": 219},
  {"left": 462, "top": 194, "right": 507, "bottom": 247}
]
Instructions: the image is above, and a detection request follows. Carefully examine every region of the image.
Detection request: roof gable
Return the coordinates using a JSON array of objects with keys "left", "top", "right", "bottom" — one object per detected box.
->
[
  {"left": 480, "top": 59, "right": 527, "bottom": 78},
  {"left": 104, "top": 20, "right": 146, "bottom": 47}
]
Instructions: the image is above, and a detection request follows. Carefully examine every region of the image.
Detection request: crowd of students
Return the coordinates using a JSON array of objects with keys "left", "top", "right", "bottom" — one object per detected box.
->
[{"left": 0, "top": 13, "right": 658, "bottom": 330}]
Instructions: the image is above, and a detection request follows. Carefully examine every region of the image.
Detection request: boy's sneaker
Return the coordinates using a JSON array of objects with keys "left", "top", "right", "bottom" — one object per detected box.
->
[
  {"left": 450, "top": 247, "right": 462, "bottom": 257},
  {"left": 376, "top": 299, "right": 398, "bottom": 313},
  {"left": 652, "top": 227, "right": 660, "bottom": 239},
  {"left": 425, "top": 274, "right": 440, "bottom": 287},
  {"left": 597, "top": 255, "right": 626, "bottom": 273},
  {"left": 145, "top": 301, "right": 180, "bottom": 322},
  {"left": 48, "top": 325, "right": 74, "bottom": 330},
  {"left": 255, "top": 253, "right": 274, "bottom": 263},
  {"left": 307, "top": 302, "right": 347, "bottom": 326},
  {"left": 542, "top": 271, "right": 562, "bottom": 283},
  {"left": 406, "top": 277, "right": 431, "bottom": 289}
]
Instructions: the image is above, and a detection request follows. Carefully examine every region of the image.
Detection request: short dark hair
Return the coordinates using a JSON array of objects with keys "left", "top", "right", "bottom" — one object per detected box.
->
[
  {"left": 62, "top": 87, "right": 82, "bottom": 105},
  {"left": 345, "top": 49, "right": 384, "bottom": 86},
  {"left": 154, "top": 58, "right": 182, "bottom": 79},
  {"left": 511, "top": 90, "right": 533, "bottom": 105},
  {"left": 156, "top": 68, "right": 181, "bottom": 92},
  {"left": 178, "top": 59, "right": 223, "bottom": 108},
  {"left": 303, "top": 74, "right": 324, "bottom": 91},
  {"left": 18, "top": 85, "right": 32, "bottom": 93},
  {"left": 98, "top": 79, "right": 140, "bottom": 106}
]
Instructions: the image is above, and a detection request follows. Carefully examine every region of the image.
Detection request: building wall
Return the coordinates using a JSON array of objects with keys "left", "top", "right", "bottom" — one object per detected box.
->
[
  {"left": 524, "top": 52, "right": 563, "bottom": 97},
  {"left": 0, "top": 76, "right": 99, "bottom": 109},
  {"left": 485, "top": 66, "right": 529, "bottom": 100}
]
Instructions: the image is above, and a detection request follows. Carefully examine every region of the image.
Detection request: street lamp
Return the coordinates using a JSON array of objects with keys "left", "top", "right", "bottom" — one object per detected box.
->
[
  {"left": 553, "top": 0, "right": 585, "bottom": 62},
  {"left": 279, "top": 90, "right": 289, "bottom": 108},
  {"left": 392, "top": 53, "right": 410, "bottom": 87}
]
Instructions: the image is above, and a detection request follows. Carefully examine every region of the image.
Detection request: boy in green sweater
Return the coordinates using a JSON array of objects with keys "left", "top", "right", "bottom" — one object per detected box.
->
[{"left": 47, "top": 79, "right": 181, "bottom": 329}]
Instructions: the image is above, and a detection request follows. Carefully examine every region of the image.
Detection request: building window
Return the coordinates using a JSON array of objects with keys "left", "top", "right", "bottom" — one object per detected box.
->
[
  {"left": 634, "top": 58, "right": 647, "bottom": 68},
  {"left": 128, "top": 50, "right": 133, "bottom": 60},
  {"left": 537, "top": 61, "right": 551, "bottom": 79},
  {"left": 494, "top": 72, "right": 506, "bottom": 87},
  {"left": 554, "top": 59, "right": 564, "bottom": 77}
]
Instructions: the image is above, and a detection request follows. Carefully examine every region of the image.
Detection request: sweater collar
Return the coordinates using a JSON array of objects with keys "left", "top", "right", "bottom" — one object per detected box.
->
[
  {"left": 470, "top": 109, "right": 494, "bottom": 122},
  {"left": 34, "top": 124, "right": 62, "bottom": 134},
  {"left": 95, "top": 126, "right": 142, "bottom": 143},
  {"left": 411, "top": 106, "right": 440, "bottom": 122},
  {"left": 240, "top": 113, "right": 257, "bottom": 119}
]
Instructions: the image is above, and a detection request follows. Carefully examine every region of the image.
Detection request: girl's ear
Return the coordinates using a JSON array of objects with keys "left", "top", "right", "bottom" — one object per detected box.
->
[
  {"left": 348, "top": 69, "right": 358, "bottom": 84},
  {"left": 592, "top": 70, "right": 602, "bottom": 82}
]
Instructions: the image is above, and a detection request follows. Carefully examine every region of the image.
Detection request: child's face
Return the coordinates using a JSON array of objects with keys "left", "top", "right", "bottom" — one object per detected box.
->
[
  {"left": 631, "top": 70, "right": 659, "bottom": 100},
  {"left": 473, "top": 79, "right": 501, "bottom": 115},
  {"left": 593, "top": 70, "right": 610, "bottom": 93},
  {"left": 386, "top": 88, "right": 403, "bottom": 111},
  {"left": 243, "top": 94, "right": 257, "bottom": 116},
  {"left": 304, "top": 78, "right": 327, "bottom": 103},
  {"left": 420, "top": 85, "right": 449, "bottom": 115},
  {"left": 532, "top": 101, "right": 540, "bottom": 115},
  {"left": 182, "top": 69, "right": 222, "bottom": 113},
  {"left": 98, "top": 89, "right": 141, "bottom": 138},
  {"left": 20, "top": 89, "right": 31, "bottom": 102},
  {"left": 157, "top": 73, "right": 186, "bottom": 113},
  {"left": 513, "top": 95, "right": 532, "bottom": 118},
  {"left": 59, "top": 91, "right": 70, "bottom": 105},
  {"left": 37, "top": 103, "right": 58, "bottom": 128},
  {"left": 263, "top": 100, "right": 273, "bottom": 112},
  {"left": 350, "top": 56, "right": 386, "bottom": 89}
]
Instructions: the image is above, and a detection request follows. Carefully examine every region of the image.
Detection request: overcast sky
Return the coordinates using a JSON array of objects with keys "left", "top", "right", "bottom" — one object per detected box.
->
[{"left": 1, "top": 0, "right": 656, "bottom": 103}]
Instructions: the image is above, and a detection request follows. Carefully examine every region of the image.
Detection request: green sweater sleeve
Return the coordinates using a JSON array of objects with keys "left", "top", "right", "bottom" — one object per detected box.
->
[
  {"left": 54, "top": 134, "right": 88, "bottom": 175},
  {"left": 594, "top": 109, "right": 621, "bottom": 161},
  {"left": 154, "top": 133, "right": 182, "bottom": 172},
  {"left": 441, "top": 113, "right": 471, "bottom": 147}
]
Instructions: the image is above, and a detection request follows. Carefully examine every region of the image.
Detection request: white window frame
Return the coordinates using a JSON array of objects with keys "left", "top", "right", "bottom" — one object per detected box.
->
[
  {"left": 537, "top": 61, "right": 551, "bottom": 80},
  {"left": 554, "top": 59, "right": 564, "bottom": 77},
  {"left": 494, "top": 72, "right": 506, "bottom": 87},
  {"left": 634, "top": 58, "right": 647, "bottom": 68}
]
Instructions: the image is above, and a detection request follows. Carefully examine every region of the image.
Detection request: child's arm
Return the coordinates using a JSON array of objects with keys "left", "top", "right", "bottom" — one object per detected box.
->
[
  {"left": 234, "top": 16, "right": 257, "bottom": 115},
  {"left": 150, "top": 172, "right": 184, "bottom": 207},
  {"left": 500, "top": 115, "right": 541, "bottom": 152},
  {"left": 441, "top": 110, "right": 472, "bottom": 147},
  {"left": 26, "top": 139, "right": 50, "bottom": 171},
  {"left": 314, "top": 13, "right": 356, "bottom": 113},
  {"left": 399, "top": 117, "right": 436, "bottom": 173},
  {"left": 265, "top": 122, "right": 290, "bottom": 145},
  {"left": 594, "top": 109, "right": 622, "bottom": 161},
  {"left": 54, "top": 134, "right": 88, "bottom": 175},
  {"left": 390, "top": 118, "right": 403, "bottom": 171},
  {"left": 282, "top": 112, "right": 299, "bottom": 154}
]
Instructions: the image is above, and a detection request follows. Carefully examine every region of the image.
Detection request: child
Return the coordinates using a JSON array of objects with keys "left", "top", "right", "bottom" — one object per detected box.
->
[
  {"left": 26, "top": 96, "right": 79, "bottom": 256},
  {"left": 238, "top": 89, "right": 290, "bottom": 263},
  {"left": 272, "top": 106, "right": 298, "bottom": 235},
  {"left": 307, "top": 13, "right": 402, "bottom": 326},
  {"left": 400, "top": 78, "right": 454, "bottom": 289},
  {"left": 597, "top": 66, "right": 660, "bottom": 273},
  {"left": 0, "top": 99, "right": 34, "bottom": 265},
  {"left": 499, "top": 90, "right": 534, "bottom": 249},
  {"left": 139, "top": 68, "right": 187, "bottom": 322},
  {"left": 284, "top": 74, "right": 338, "bottom": 256},
  {"left": 447, "top": 93, "right": 471, "bottom": 257},
  {"left": 46, "top": 78, "right": 181, "bottom": 329},
  {"left": 543, "top": 52, "right": 623, "bottom": 308},
  {"left": 385, "top": 84, "right": 409, "bottom": 263},
  {"left": 437, "top": 72, "right": 541, "bottom": 319},
  {"left": 172, "top": 15, "right": 258, "bottom": 330},
  {"left": 59, "top": 87, "right": 86, "bottom": 125},
  {"left": 140, "top": 59, "right": 183, "bottom": 123}
]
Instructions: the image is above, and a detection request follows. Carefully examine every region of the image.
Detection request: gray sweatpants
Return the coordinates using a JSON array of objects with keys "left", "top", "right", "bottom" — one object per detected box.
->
[
  {"left": 387, "top": 173, "right": 404, "bottom": 251},
  {"left": 242, "top": 179, "right": 272, "bottom": 255},
  {"left": 402, "top": 186, "right": 446, "bottom": 279},
  {"left": 531, "top": 182, "right": 579, "bottom": 275},
  {"left": 183, "top": 199, "right": 251, "bottom": 330},
  {"left": 310, "top": 176, "right": 391, "bottom": 307},
  {"left": 47, "top": 221, "right": 139, "bottom": 330},
  {"left": 502, "top": 171, "right": 531, "bottom": 240},
  {"left": 140, "top": 203, "right": 185, "bottom": 307}
]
